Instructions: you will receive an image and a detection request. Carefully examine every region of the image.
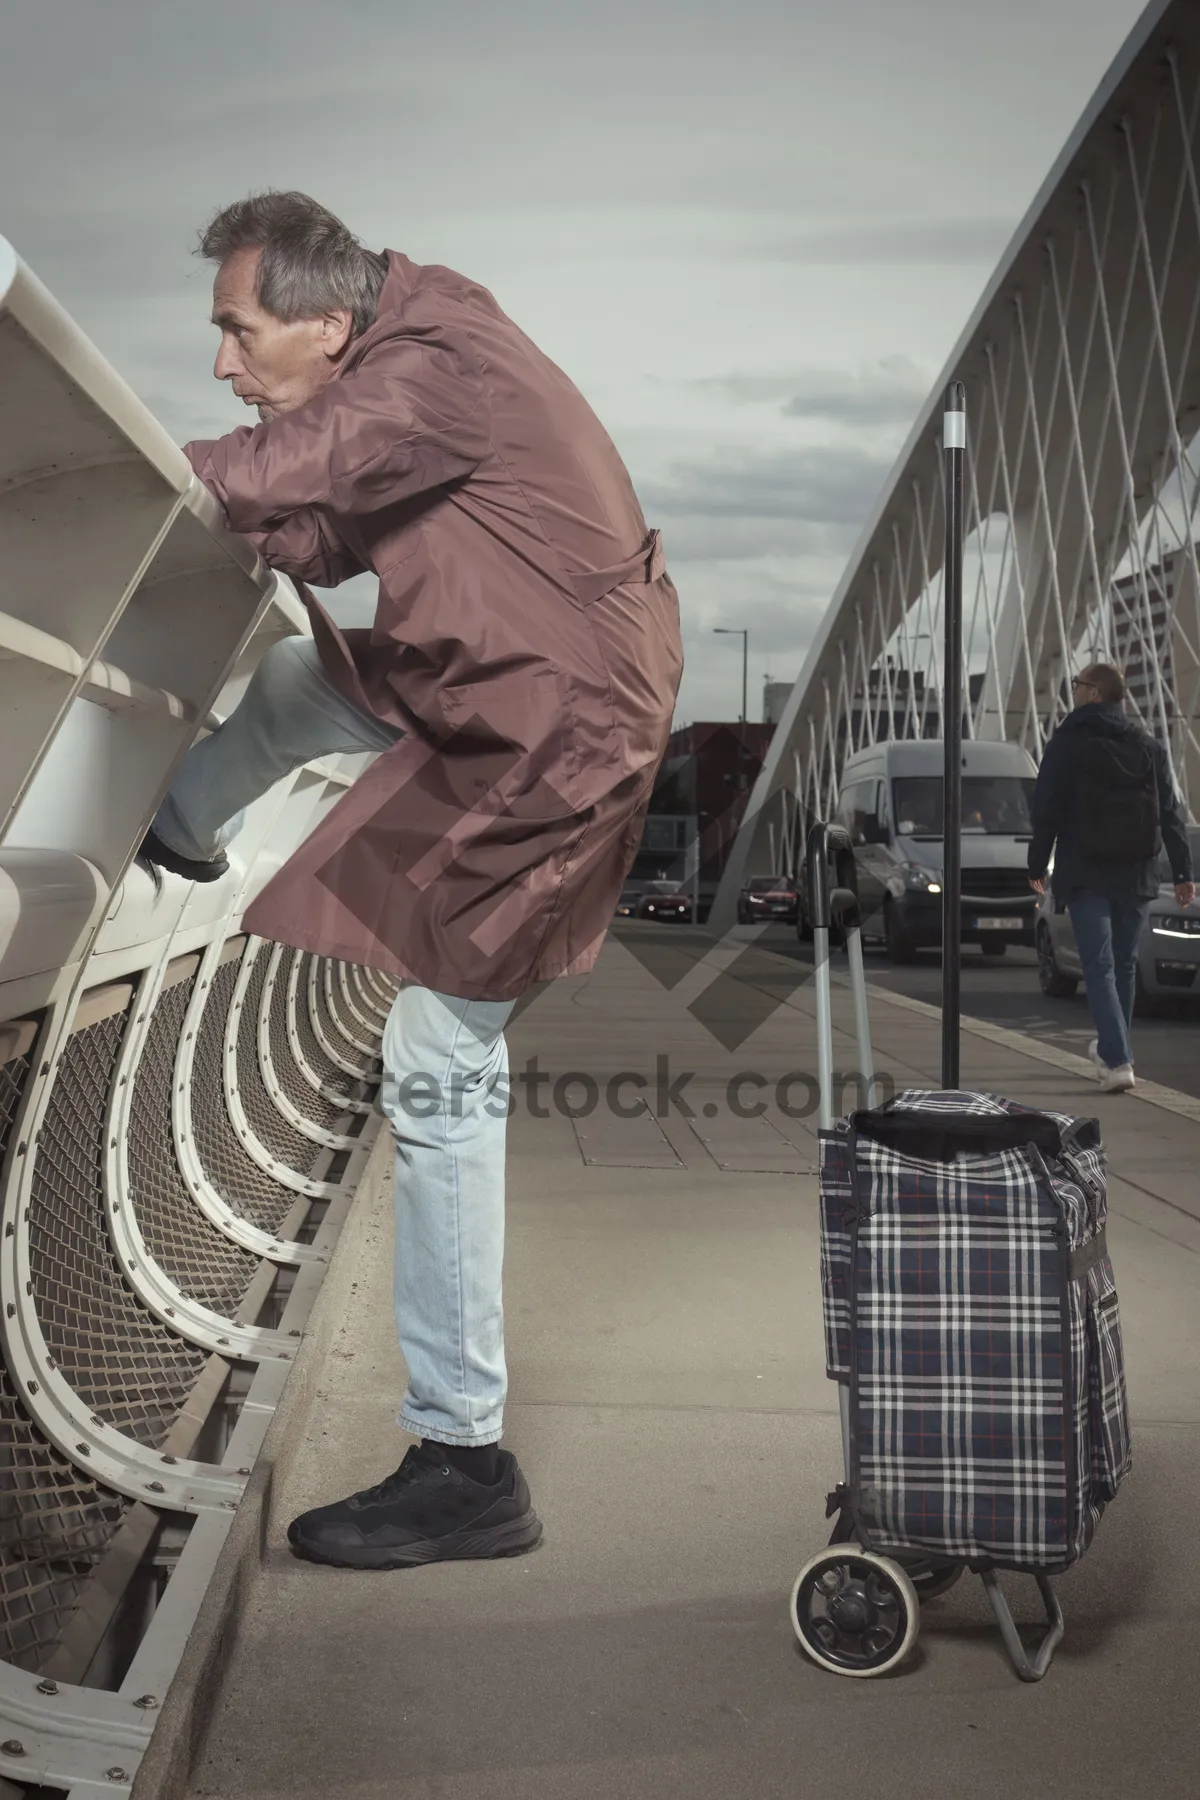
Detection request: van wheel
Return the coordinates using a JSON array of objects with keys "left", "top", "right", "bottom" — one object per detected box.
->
[
  {"left": 884, "top": 903, "right": 917, "bottom": 965},
  {"left": 1036, "top": 924, "right": 1077, "bottom": 998}
]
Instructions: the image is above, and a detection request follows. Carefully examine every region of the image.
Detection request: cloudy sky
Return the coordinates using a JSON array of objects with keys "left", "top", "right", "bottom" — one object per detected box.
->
[{"left": 1, "top": 0, "right": 1151, "bottom": 725}]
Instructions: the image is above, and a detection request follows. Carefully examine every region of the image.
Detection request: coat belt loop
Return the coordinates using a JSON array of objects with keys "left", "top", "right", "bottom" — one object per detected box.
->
[{"left": 568, "top": 527, "right": 666, "bottom": 606}]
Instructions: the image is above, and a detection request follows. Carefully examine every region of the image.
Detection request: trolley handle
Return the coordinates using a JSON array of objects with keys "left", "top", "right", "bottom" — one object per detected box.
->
[
  {"left": 806, "top": 821, "right": 875, "bottom": 1128},
  {"left": 805, "top": 822, "right": 861, "bottom": 935}
]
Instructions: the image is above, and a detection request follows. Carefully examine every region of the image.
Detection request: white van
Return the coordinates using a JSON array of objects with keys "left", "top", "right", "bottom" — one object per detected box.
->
[{"left": 811, "top": 738, "right": 1040, "bottom": 962}]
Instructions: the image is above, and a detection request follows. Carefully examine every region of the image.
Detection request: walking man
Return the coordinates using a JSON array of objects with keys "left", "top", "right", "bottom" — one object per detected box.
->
[
  {"left": 141, "top": 192, "right": 683, "bottom": 1566},
  {"left": 1028, "top": 662, "right": 1194, "bottom": 1093}
]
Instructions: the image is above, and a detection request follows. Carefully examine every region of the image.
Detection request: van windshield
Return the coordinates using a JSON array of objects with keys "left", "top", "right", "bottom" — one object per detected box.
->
[{"left": 893, "top": 776, "right": 1036, "bottom": 838}]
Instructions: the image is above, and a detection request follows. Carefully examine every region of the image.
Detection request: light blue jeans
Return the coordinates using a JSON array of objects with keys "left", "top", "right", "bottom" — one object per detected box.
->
[
  {"left": 153, "top": 636, "right": 516, "bottom": 1446},
  {"left": 153, "top": 637, "right": 402, "bottom": 861},
  {"left": 1065, "top": 890, "right": 1151, "bottom": 1071}
]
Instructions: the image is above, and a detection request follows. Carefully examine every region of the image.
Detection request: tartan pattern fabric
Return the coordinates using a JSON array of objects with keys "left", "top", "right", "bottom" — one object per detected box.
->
[{"left": 818, "top": 1088, "right": 1131, "bottom": 1569}]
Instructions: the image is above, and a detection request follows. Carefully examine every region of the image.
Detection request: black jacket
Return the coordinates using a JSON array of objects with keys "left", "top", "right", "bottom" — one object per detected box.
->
[{"left": 1028, "top": 704, "right": 1192, "bottom": 901}]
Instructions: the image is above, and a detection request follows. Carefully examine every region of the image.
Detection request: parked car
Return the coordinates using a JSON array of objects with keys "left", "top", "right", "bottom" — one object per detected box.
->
[
  {"left": 615, "top": 884, "right": 647, "bottom": 918},
  {"left": 798, "top": 737, "right": 1040, "bottom": 961},
  {"left": 1035, "top": 826, "right": 1200, "bottom": 1007},
  {"left": 636, "top": 879, "right": 693, "bottom": 922},
  {"left": 737, "top": 875, "right": 798, "bottom": 924}
]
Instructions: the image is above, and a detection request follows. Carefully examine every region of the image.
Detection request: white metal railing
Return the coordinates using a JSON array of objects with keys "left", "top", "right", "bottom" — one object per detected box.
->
[{"left": 0, "top": 235, "right": 388, "bottom": 1794}]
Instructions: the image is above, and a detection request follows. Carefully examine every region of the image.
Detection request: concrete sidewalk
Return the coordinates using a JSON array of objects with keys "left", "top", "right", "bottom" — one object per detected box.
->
[{"left": 178, "top": 931, "right": 1200, "bottom": 1800}]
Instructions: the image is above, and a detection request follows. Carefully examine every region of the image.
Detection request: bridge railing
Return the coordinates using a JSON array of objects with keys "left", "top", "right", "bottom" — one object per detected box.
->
[{"left": 0, "top": 236, "right": 389, "bottom": 1794}]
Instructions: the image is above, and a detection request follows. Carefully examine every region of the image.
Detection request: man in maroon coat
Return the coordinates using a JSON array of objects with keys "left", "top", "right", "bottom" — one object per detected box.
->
[{"left": 143, "top": 191, "right": 682, "bottom": 1567}]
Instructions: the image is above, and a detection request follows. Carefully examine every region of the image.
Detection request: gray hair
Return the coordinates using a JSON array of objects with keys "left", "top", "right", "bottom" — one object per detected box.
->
[{"left": 198, "top": 191, "right": 388, "bottom": 338}]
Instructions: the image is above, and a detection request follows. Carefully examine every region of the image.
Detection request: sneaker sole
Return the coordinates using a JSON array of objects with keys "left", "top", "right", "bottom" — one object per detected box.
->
[{"left": 288, "top": 1509, "right": 544, "bottom": 1570}]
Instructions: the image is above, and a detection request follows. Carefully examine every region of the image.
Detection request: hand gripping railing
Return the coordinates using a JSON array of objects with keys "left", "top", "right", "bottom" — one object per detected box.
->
[{"left": 805, "top": 822, "right": 877, "bottom": 1129}]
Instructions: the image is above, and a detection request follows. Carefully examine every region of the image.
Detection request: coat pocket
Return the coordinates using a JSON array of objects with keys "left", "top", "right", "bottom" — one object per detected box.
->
[{"left": 1085, "top": 1260, "right": 1132, "bottom": 1503}]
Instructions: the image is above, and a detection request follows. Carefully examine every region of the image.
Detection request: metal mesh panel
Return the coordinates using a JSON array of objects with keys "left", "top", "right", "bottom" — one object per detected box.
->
[
  {"left": 190, "top": 958, "right": 297, "bottom": 1233},
  {"left": 357, "top": 974, "right": 394, "bottom": 1019},
  {"left": 0, "top": 1052, "right": 122, "bottom": 1673},
  {"left": 265, "top": 959, "right": 348, "bottom": 1133},
  {"left": 330, "top": 964, "right": 383, "bottom": 1048},
  {"left": 0, "top": 1048, "right": 26, "bottom": 1152},
  {"left": 27, "top": 1012, "right": 209, "bottom": 1446},
  {"left": 235, "top": 955, "right": 326, "bottom": 1176},
  {"left": 319, "top": 966, "right": 380, "bottom": 1070},
  {"left": 295, "top": 955, "right": 371, "bottom": 1099},
  {"left": 0, "top": 1051, "right": 129, "bottom": 1672},
  {"left": 347, "top": 966, "right": 389, "bottom": 1024},
  {"left": 127, "top": 979, "right": 261, "bottom": 1314},
  {"left": 359, "top": 969, "right": 395, "bottom": 1012}
]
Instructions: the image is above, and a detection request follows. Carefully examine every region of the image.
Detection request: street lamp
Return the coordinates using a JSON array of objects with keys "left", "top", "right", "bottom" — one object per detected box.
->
[
  {"left": 713, "top": 627, "right": 748, "bottom": 722},
  {"left": 713, "top": 628, "right": 751, "bottom": 881}
]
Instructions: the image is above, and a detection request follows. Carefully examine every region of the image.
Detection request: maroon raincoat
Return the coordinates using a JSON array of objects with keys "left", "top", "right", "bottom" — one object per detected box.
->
[{"left": 184, "top": 252, "right": 683, "bottom": 1000}]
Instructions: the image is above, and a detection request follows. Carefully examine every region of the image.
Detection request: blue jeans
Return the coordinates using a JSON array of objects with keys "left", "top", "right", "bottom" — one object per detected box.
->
[
  {"left": 382, "top": 986, "right": 514, "bottom": 1445},
  {"left": 153, "top": 637, "right": 402, "bottom": 860},
  {"left": 154, "top": 636, "right": 515, "bottom": 1445},
  {"left": 1066, "top": 891, "right": 1151, "bottom": 1070}
]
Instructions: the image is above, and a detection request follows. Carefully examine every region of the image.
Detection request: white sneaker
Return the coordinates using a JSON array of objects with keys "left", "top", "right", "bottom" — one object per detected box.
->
[{"left": 1099, "top": 1063, "right": 1135, "bottom": 1094}]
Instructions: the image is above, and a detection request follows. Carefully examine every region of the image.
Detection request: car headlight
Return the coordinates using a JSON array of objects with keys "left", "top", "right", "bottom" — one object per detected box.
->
[
  {"left": 902, "top": 864, "right": 942, "bottom": 894},
  {"left": 1152, "top": 915, "right": 1200, "bottom": 937}
]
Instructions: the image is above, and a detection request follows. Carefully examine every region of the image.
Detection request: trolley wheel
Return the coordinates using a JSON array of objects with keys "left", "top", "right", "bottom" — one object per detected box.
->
[{"left": 790, "top": 1546, "right": 919, "bottom": 1676}]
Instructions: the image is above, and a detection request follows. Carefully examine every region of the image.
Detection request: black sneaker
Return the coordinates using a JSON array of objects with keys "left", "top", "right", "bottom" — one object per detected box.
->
[
  {"left": 138, "top": 826, "right": 230, "bottom": 884},
  {"left": 286, "top": 1445, "right": 543, "bottom": 1569}
]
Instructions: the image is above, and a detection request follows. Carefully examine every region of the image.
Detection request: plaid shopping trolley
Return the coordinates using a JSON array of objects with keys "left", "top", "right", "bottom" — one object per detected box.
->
[{"left": 791, "top": 824, "right": 1131, "bottom": 1682}]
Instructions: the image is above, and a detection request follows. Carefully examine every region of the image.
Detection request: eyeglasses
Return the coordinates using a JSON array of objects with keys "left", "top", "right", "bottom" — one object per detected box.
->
[{"left": 1071, "top": 676, "right": 1094, "bottom": 690}]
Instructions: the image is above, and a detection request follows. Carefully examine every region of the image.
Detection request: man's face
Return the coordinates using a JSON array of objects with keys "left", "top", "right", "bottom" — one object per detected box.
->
[
  {"left": 1071, "top": 673, "right": 1100, "bottom": 708},
  {"left": 210, "top": 246, "right": 352, "bottom": 421}
]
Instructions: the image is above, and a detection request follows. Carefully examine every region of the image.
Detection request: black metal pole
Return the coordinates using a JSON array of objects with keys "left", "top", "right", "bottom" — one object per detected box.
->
[{"left": 942, "top": 382, "right": 966, "bottom": 1090}]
